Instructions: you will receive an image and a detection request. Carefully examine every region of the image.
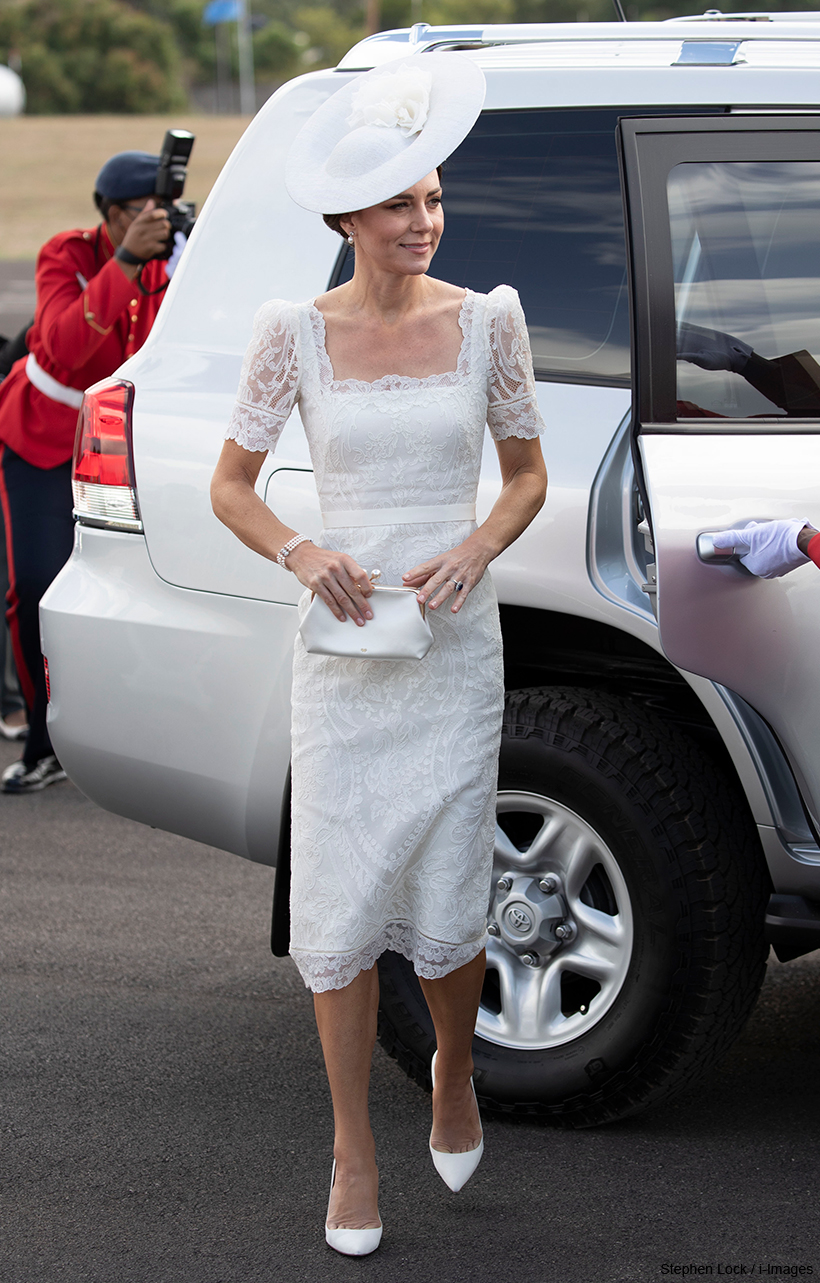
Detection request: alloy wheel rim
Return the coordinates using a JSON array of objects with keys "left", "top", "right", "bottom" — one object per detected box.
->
[{"left": 477, "top": 790, "right": 634, "bottom": 1050}]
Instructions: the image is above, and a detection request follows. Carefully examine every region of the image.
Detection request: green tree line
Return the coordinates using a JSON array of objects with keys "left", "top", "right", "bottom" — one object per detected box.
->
[{"left": 0, "top": 0, "right": 815, "bottom": 113}]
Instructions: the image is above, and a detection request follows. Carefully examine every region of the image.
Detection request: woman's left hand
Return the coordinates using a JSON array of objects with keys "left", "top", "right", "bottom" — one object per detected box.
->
[
  {"left": 403, "top": 440, "right": 547, "bottom": 612},
  {"left": 402, "top": 537, "right": 492, "bottom": 614}
]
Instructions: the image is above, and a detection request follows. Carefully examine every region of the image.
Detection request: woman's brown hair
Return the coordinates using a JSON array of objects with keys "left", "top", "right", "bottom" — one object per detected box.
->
[{"left": 322, "top": 165, "right": 443, "bottom": 239}]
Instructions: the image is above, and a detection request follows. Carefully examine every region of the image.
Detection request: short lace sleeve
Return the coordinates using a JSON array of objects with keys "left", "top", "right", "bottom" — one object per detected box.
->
[
  {"left": 485, "top": 285, "right": 546, "bottom": 441},
  {"left": 225, "top": 299, "right": 301, "bottom": 453}
]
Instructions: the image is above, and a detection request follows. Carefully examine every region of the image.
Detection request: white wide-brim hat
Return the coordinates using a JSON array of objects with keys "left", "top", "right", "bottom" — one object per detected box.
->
[{"left": 285, "top": 52, "right": 486, "bottom": 215}]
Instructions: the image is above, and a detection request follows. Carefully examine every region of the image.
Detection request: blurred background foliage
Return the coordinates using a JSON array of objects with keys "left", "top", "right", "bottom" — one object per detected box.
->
[{"left": 0, "top": 0, "right": 816, "bottom": 113}]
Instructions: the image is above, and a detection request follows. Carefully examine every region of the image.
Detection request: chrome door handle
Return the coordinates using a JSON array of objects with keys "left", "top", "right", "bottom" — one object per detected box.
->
[{"left": 697, "top": 532, "right": 752, "bottom": 571}]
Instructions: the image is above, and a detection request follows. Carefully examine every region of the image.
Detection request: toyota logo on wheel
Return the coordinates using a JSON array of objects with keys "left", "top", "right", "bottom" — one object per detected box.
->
[{"left": 505, "top": 904, "right": 533, "bottom": 934}]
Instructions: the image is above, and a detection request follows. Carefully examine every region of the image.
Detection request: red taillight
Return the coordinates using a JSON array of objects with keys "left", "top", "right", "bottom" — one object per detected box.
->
[
  {"left": 73, "top": 378, "right": 134, "bottom": 487},
  {"left": 44, "top": 656, "right": 51, "bottom": 703},
  {"left": 72, "top": 378, "right": 142, "bottom": 532}
]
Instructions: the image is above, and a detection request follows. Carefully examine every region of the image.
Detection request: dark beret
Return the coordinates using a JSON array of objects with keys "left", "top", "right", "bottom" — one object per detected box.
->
[{"left": 95, "top": 151, "right": 160, "bottom": 201}]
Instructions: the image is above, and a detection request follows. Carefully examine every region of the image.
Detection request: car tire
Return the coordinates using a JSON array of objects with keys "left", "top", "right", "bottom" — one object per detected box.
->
[{"left": 376, "top": 685, "right": 770, "bottom": 1126}]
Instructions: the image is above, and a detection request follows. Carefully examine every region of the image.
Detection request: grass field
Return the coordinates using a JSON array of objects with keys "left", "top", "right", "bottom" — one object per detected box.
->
[{"left": 0, "top": 115, "right": 250, "bottom": 259}]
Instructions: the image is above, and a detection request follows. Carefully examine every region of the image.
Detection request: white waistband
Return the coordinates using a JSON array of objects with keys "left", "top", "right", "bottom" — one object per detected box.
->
[
  {"left": 322, "top": 503, "right": 476, "bottom": 529},
  {"left": 25, "top": 354, "right": 84, "bottom": 410}
]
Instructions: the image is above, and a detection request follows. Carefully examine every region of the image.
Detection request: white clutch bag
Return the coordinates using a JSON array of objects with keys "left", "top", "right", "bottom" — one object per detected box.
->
[{"left": 300, "top": 569, "right": 433, "bottom": 661}]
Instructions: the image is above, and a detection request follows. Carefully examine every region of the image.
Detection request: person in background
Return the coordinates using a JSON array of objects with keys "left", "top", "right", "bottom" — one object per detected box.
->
[
  {"left": 712, "top": 520, "right": 820, "bottom": 577},
  {"left": 0, "top": 501, "right": 26, "bottom": 742},
  {"left": 0, "top": 151, "right": 183, "bottom": 794},
  {"left": 0, "top": 286, "right": 33, "bottom": 742}
]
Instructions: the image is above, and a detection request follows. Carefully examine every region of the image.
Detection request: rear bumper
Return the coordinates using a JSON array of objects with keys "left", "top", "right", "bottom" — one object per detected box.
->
[{"left": 40, "top": 525, "right": 296, "bottom": 865}]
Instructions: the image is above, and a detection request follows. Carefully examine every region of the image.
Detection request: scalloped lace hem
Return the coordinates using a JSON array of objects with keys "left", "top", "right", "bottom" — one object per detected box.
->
[
  {"left": 290, "top": 921, "right": 489, "bottom": 992},
  {"left": 224, "top": 420, "right": 277, "bottom": 454},
  {"left": 491, "top": 421, "right": 543, "bottom": 440}
]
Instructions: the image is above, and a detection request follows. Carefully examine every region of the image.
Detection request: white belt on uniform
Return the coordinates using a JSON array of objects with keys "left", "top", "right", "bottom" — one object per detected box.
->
[
  {"left": 25, "top": 353, "right": 84, "bottom": 410},
  {"left": 321, "top": 503, "right": 476, "bottom": 529}
]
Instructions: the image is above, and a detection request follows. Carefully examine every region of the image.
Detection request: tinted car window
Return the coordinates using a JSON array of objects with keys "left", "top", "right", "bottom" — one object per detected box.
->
[
  {"left": 670, "top": 160, "right": 820, "bottom": 419},
  {"left": 335, "top": 109, "right": 632, "bottom": 386}
]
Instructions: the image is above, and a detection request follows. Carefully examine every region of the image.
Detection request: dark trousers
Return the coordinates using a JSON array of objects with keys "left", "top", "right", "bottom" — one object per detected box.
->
[
  {"left": 0, "top": 496, "right": 24, "bottom": 719},
  {"left": 0, "top": 445, "right": 74, "bottom": 765}
]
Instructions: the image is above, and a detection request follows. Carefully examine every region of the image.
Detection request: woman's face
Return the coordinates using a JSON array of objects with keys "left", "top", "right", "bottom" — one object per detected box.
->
[{"left": 341, "top": 171, "right": 443, "bottom": 277}]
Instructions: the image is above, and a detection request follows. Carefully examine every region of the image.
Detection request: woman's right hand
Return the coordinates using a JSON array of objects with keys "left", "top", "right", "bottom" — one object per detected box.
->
[{"left": 286, "top": 542, "right": 373, "bottom": 625}]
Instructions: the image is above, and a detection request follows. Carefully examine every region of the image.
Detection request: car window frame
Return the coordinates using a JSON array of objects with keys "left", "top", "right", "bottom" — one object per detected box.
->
[{"left": 619, "top": 113, "right": 820, "bottom": 434}]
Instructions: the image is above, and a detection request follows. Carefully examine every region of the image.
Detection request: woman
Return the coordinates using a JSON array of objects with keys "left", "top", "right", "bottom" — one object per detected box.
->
[{"left": 210, "top": 54, "right": 547, "bottom": 1257}]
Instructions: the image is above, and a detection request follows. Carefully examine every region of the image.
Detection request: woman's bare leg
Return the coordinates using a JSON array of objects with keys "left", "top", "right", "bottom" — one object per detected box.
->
[
  {"left": 419, "top": 949, "right": 485, "bottom": 1154},
  {"left": 313, "top": 964, "right": 381, "bottom": 1229}
]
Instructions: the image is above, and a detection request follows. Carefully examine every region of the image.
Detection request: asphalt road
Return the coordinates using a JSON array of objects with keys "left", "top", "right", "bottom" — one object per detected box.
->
[{"left": 2, "top": 734, "right": 819, "bottom": 1283}]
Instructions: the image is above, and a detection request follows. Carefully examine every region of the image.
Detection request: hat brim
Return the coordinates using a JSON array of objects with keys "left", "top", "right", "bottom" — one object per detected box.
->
[{"left": 285, "top": 53, "right": 486, "bottom": 215}]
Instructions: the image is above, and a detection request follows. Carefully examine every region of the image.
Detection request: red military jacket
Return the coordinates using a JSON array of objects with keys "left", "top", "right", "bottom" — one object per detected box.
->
[{"left": 0, "top": 222, "right": 168, "bottom": 468}]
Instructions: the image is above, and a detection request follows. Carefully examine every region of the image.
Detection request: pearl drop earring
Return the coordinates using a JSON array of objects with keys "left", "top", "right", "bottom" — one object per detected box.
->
[{"left": 347, "top": 234, "right": 354, "bottom": 246}]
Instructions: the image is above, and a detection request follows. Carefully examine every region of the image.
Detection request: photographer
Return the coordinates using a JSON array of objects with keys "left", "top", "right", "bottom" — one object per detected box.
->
[{"left": 0, "top": 149, "right": 188, "bottom": 793}]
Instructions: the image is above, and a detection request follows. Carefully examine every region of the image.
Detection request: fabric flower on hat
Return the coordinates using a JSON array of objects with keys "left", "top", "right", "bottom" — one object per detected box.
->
[{"left": 347, "top": 65, "right": 433, "bottom": 138}]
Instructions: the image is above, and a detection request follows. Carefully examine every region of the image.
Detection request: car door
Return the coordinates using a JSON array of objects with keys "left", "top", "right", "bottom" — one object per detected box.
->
[{"left": 619, "top": 114, "right": 820, "bottom": 827}]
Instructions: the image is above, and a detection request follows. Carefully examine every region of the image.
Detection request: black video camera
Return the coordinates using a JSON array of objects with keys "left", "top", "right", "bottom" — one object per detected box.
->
[{"left": 153, "top": 128, "right": 196, "bottom": 260}]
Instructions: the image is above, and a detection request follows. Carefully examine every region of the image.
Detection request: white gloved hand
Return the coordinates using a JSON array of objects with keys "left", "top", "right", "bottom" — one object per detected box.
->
[
  {"left": 164, "top": 230, "right": 187, "bottom": 280},
  {"left": 712, "top": 519, "right": 811, "bottom": 578}
]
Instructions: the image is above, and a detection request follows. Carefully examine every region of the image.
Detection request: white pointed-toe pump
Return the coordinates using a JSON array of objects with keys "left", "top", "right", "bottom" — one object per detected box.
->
[
  {"left": 324, "top": 1160, "right": 383, "bottom": 1257},
  {"left": 429, "top": 1050, "right": 484, "bottom": 1192}
]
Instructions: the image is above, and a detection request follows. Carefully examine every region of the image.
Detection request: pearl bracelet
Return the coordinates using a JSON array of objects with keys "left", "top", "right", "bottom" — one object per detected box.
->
[{"left": 276, "top": 533, "right": 312, "bottom": 569}]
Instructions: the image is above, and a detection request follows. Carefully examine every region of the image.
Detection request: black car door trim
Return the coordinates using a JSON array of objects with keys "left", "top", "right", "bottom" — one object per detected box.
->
[{"left": 619, "top": 114, "right": 820, "bottom": 434}]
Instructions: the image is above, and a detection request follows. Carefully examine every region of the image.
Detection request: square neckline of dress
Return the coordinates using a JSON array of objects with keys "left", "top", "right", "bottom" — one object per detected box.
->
[{"left": 307, "top": 289, "right": 474, "bottom": 391}]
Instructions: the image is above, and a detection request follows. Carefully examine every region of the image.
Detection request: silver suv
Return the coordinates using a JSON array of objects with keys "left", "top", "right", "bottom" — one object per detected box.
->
[{"left": 42, "top": 13, "right": 820, "bottom": 1125}]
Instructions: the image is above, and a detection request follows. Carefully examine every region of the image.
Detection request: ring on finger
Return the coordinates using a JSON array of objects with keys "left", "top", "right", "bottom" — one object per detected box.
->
[{"left": 450, "top": 579, "right": 464, "bottom": 592}]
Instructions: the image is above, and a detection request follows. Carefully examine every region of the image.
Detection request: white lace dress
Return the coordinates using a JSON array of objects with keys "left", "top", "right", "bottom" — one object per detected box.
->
[{"left": 226, "top": 285, "right": 545, "bottom": 992}]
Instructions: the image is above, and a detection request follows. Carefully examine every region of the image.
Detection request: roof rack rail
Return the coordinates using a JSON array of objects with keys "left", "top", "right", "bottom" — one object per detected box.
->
[
  {"left": 337, "top": 15, "right": 820, "bottom": 70},
  {"left": 668, "top": 7, "right": 820, "bottom": 18},
  {"left": 668, "top": 9, "right": 772, "bottom": 19}
]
